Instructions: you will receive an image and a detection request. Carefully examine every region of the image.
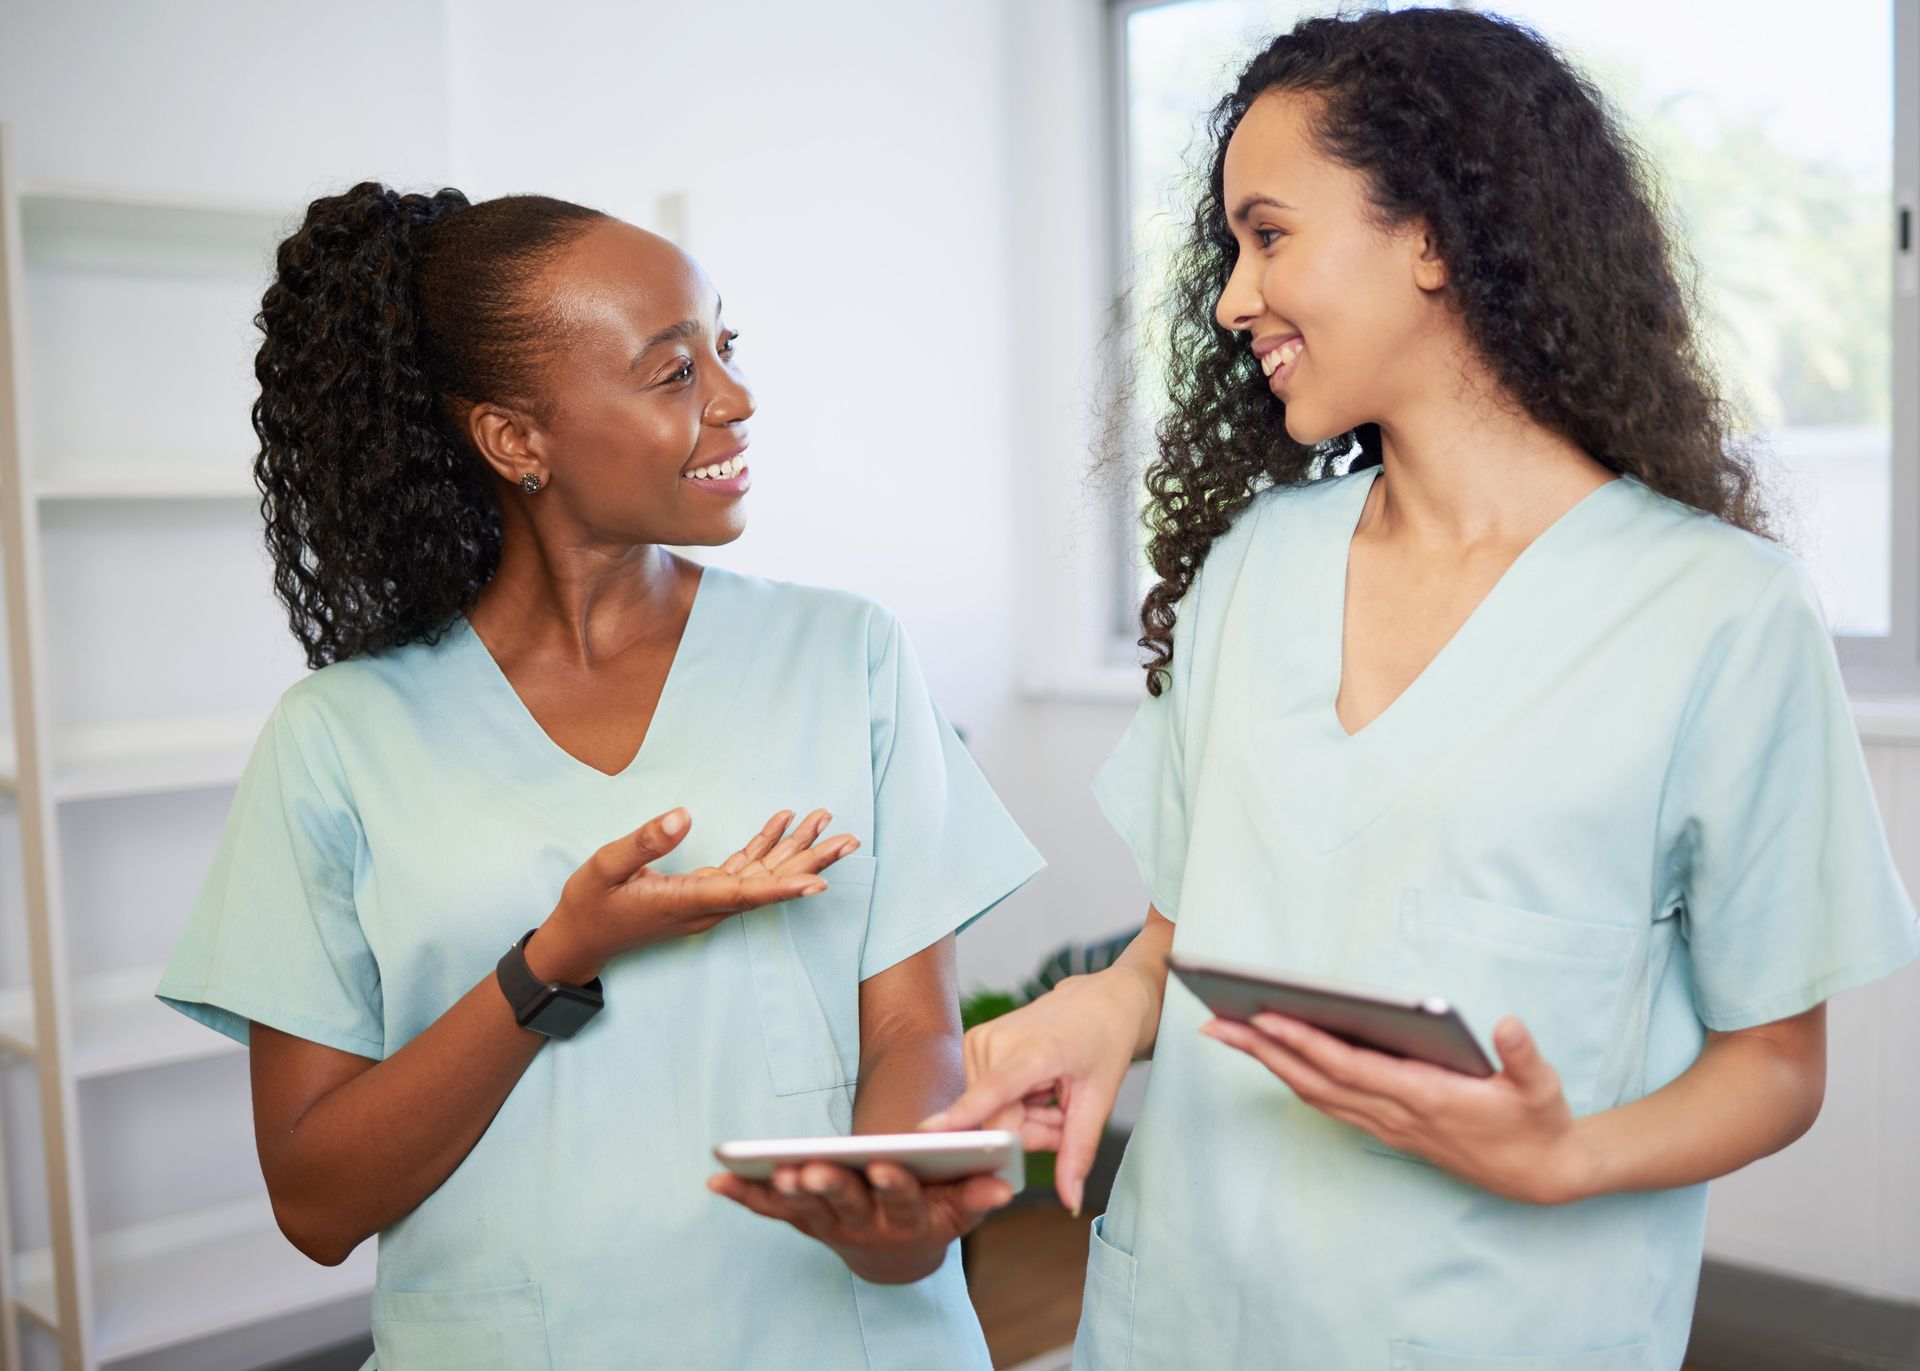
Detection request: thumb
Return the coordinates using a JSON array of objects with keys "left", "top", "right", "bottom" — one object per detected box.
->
[
  {"left": 616, "top": 807, "right": 691, "bottom": 873},
  {"left": 1493, "top": 1016, "right": 1552, "bottom": 1092},
  {"left": 920, "top": 1067, "right": 1048, "bottom": 1134}
]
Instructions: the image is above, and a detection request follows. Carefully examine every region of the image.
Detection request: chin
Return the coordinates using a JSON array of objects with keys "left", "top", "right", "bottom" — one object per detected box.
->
[
  {"left": 674, "top": 516, "right": 748, "bottom": 548},
  {"left": 1282, "top": 403, "right": 1361, "bottom": 451},
  {"left": 1281, "top": 408, "right": 1329, "bottom": 446}
]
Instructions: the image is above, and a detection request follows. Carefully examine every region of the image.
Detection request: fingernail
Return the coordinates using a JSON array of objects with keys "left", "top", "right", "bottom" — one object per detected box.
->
[
  {"left": 1071, "top": 1202, "right": 1083, "bottom": 1218},
  {"left": 803, "top": 880, "right": 828, "bottom": 896},
  {"left": 919, "top": 1114, "right": 946, "bottom": 1131},
  {"left": 774, "top": 1175, "right": 799, "bottom": 1195},
  {"left": 662, "top": 809, "right": 687, "bottom": 835}
]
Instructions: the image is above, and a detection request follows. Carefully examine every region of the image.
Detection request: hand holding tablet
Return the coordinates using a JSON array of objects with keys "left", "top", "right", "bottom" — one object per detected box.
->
[
  {"left": 713, "top": 1129, "right": 1025, "bottom": 1190},
  {"left": 707, "top": 1130, "right": 1023, "bottom": 1285},
  {"left": 1170, "top": 953, "right": 1496, "bottom": 1076}
]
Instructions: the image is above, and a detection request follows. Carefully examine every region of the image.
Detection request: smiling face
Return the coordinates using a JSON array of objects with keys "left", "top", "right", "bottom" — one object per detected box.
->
[
  {"left": 1214, "top": 89, "right": 1453, "bottom": 445},
  {"left": 466, "top": 218, "right": 756, "bottom": 548}
]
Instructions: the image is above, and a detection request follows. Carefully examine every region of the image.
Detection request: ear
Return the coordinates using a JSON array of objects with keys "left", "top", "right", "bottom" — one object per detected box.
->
[
  {"left": 465, "top": 402, "right": 548, "bottom": 489},
  {"left": 1410, "top": 223, "right": 1449, "bottom": 294}
]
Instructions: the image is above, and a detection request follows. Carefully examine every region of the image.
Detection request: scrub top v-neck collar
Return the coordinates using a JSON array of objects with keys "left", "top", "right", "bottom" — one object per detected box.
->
[
  {"left": 416, "top": 566, "right": 763, "bottom": 839},
  {"left": 1247, "top": 465, "right": 1635, "bottom": 854},
  {"left": 1323, "top": 466, "right": 1628, "bottom": 744}
]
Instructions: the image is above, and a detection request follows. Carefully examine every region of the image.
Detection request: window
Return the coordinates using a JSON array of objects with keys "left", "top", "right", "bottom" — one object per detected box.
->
[{"left": 1109, "top": 0, "right": 1919, "bottom": 691}]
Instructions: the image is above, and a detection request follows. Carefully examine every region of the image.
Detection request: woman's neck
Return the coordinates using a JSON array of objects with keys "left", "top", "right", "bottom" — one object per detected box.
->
[
  {"left": 1366, "top": 358, "right": 1615, "bottom": 551},
  {"left": 467, "top": 522, "right": 695, "bottom": 668}
]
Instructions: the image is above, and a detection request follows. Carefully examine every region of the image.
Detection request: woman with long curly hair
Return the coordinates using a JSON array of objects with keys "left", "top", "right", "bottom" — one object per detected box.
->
[
  {"left": 156, "top": 184, "right": 1039, "bottom": 1368},
  {"left": 930, "top": 9, "right": 1917, "bottom": 1367}
]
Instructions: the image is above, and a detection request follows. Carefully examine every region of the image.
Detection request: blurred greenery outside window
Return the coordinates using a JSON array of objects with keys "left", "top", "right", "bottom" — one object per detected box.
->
[{"left": 1115, "top": 0, "right": 1905, "bottom": 644}]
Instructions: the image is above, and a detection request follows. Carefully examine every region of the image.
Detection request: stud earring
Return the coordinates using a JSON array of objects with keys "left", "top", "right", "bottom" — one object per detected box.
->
[{"left": 520, "top": 473, "right": 542, "bottom": 494}]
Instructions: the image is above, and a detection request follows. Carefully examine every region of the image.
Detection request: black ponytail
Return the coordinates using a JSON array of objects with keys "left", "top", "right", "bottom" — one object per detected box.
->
[{"left": 253, "top": 181, "right": 606, "bottom": 669}]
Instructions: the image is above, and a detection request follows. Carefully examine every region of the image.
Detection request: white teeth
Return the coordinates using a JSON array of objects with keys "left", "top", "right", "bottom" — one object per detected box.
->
[
  {"left": 688, "top": 457, "right": 744, "bottom": 480},
  {"left": 1261, "top": 338, "right": 1304, "bottom": 377}
]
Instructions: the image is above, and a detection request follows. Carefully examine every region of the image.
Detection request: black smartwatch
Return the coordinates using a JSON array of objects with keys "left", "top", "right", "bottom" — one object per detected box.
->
[{"left": 496, "top": 928, "right": 604, "bottom": 1039}]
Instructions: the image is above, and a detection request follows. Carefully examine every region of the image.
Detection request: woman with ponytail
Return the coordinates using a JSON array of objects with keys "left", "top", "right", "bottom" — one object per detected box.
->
[
  {"left": 158, "top": 183, "right": 1040, "bottom": 1369},
  {"left": 929, "top": 9, "right": 1918, "bottom": 1368}
]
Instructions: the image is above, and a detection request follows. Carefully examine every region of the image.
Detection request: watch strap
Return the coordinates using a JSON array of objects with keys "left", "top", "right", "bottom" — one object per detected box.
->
[{"left": 497, "top": 927, "right": 604, "bottom": 1038}]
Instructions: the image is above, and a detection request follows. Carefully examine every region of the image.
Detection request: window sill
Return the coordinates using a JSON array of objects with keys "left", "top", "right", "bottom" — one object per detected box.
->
[
  {"left": 1851, "top": 697, "right": 1920, "bottom": 744},
  {"left": 1020, "top": 673, "right": 1920, "bottom": 746}
]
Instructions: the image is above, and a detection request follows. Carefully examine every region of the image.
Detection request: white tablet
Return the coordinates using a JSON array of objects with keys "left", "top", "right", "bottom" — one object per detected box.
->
[{"left": 714, "top": 1129, "right": 1024, "bottom": 1190}]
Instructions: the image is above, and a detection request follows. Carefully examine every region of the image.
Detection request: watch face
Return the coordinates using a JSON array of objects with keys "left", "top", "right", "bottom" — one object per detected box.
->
[{"left": 528, "top": 984, "right": 602, "bottom": 1040}]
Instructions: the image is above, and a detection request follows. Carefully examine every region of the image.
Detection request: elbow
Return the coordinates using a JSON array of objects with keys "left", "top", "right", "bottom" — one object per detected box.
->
[
  {"left": 1784, "top": 1073, "right": 1826, "bottom": 1148},
  {"left": 268, "top": 1190, "right": 362, "bottom": 1268},
  {"left": 1761, "top": 1043, "right": 1827, "bottom": 1156}
]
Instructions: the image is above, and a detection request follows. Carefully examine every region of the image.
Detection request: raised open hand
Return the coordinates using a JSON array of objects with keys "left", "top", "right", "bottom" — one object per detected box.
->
[{"left": 528, "top": 807, "right": 858, "bottom": 984}]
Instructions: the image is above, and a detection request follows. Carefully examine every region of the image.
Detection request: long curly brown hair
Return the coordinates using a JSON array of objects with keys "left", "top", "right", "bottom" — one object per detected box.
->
[{"left": 1135, "top": 6, "right": 1769, "bottom": 696}]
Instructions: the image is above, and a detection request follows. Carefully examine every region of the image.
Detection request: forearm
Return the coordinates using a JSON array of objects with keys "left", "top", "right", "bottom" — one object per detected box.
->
[
  {"left": 262, "top": 971, "right": 545, "bottom": 1263},
  {"left": 854, "top": 1029, "right": 965, "bottom": 1134},
  {"left": 1105, "top": 906, "right": 1175, "bottom": 1059},
  {"left": 1568, "top": 1014, "right": 1825, "bottom": 1201}
]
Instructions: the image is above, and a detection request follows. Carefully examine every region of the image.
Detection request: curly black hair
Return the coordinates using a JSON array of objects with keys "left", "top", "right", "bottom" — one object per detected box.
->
[
  {"left": 1135, "top": 6, "right": 1769, "bottom": 695},
  {"left": 253, "top": 182, "right": 607, "bottom": 668}
]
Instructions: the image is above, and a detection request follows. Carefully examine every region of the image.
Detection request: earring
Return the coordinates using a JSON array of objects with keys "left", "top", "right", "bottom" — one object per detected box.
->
[{"left": 520, "top": 473, "right": 542, "bottom": 494}]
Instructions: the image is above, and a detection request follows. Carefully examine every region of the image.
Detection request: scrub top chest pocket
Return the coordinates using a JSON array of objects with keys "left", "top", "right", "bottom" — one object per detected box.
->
[
  {"left": 1372, "top": 889, "right": 1642, "bottom": 1160},
  {"left": 370, "top": 1281, "right": 553, "bottom": 1370},
  {"left": 740, "top": 853, "right": 878, "bottom": 1095}
]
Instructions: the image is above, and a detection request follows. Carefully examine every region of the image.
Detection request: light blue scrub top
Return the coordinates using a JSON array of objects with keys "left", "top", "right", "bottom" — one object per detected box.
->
[
  {"left": 1084, "top": 466, "right": 1920, "bottom": 1371},
  {"left": 157, "top": 567, "right": 1043, "bottom": 1371}
]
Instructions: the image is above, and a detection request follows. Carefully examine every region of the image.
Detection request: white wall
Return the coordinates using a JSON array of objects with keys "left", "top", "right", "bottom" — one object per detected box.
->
[
  {"left": 0, "top": 0, "right": 453, "bottom": 203},
  {"left": 0, "top": 3, "right": 1913, "bottom": 1369}
]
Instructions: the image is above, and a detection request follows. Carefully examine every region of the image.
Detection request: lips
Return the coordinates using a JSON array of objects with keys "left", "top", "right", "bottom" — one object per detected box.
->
[{"left": 1258, "top": 336, "right": 1303, "bottom": 378}]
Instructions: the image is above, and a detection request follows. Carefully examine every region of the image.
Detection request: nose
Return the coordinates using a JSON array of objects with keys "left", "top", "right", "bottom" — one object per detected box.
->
[
  {"left": 704, "top": 369, "right": 755, "bottom": 426},
  {"left": 1214, "top": 251, "right": 1264, "bottom": 334}
]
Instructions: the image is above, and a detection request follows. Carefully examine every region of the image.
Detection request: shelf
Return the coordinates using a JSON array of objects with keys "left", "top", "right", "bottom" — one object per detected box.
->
[
  {"left": 0, "top": 964, "right": 242, "bottom": 1079},
  {"left": 17, "top": 185, "right": 289, "bottom": 274},
  {"left": 35, "top": 465, "right": 256, "bottom": 502},
  {"left": 0, "top": 714, "right": 263, "bottom": 804},
  {"left": 14, "top": 1197, "right": 374, "bottom": 1363}
]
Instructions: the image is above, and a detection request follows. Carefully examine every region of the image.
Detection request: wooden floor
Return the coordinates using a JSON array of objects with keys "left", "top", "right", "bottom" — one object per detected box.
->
[
  {"left": 968, "top": 1207, "right": 1710, "bottom": 1371},
  {"left": 969, "top": 1206, "right": 1094, "bottom": 1368}
]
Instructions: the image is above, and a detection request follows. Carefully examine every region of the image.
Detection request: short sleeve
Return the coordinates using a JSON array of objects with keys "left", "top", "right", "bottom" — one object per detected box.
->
[
  {"left": 156, "top": 703, "right": 385, "bottom": 1058},
  {"left": 1659, "top": 560, "right": 1920, "bottom": 1031},
  {"left": 858, "top": 614, "right": 1044, "bottom": 980},
  {"left": 1091, "top": 620, "right": 1197, "bottom": 922}
]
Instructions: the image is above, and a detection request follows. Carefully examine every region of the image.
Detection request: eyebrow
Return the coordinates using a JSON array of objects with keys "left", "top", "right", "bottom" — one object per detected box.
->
[
  {"left": 1230, "top": 195, "right": 1295, "bottom": 224},
  {"left": 629, "top": 295, "right": 725, "bottom": 370}
]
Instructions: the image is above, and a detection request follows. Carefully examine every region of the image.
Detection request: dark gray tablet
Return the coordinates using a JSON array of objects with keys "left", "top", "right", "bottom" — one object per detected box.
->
[{"left": 1170, "top": 953, "right": 1496, "bottom": 1077}]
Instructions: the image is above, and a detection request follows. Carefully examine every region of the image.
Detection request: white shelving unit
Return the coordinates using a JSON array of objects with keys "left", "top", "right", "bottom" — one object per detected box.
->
[{"left": 0, "top": 125, "right": 366, "bottom": 1370}]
